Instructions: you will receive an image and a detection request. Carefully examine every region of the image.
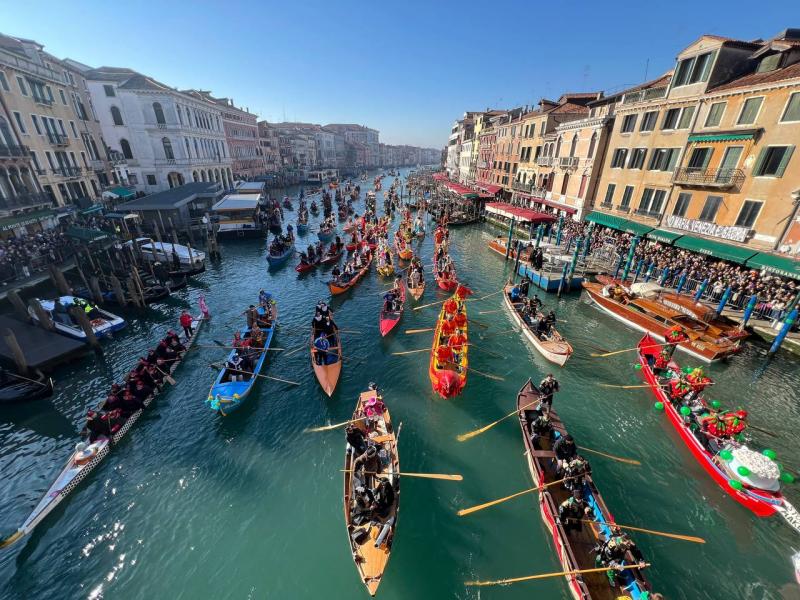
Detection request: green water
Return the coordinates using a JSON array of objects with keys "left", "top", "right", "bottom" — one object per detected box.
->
[{"left": 1, "top": 170, "right": 799, "bottom": 600}]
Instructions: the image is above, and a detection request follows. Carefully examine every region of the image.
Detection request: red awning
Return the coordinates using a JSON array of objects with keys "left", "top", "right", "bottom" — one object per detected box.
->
[
  {"left": 477, "top": 183, "right": 503, "bottom": 195},
  {"left": 445, "top": 182, "right": 477, "bottom": 196},
  {"left": 485, "top": 202, "right": 557, "bottom": 223},
  {"left": 515, "top": 192, "right": 578, "bottom": 215},
  {"left": 432, "top": 172, "right": 448, "bottom": 181}
]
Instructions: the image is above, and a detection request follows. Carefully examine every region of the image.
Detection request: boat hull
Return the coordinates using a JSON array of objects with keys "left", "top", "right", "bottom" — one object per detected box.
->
[
  {"left": 267, "top": 248, "right": 294, "bottom": 267},
  {"left": 503, "top": 286, "right": 572, "bottom": 366},
  {"left": 428, "top": 294, "right": 468, "bottom": 398},
  {"left": 328, "top": 256, "right": 373, "bottom": 295},
  {"left": 311, "top": 327, "right": 342, "bottom": 396},
  {"left": 379, "top": 283, "right": 405, "bottom": 337}
]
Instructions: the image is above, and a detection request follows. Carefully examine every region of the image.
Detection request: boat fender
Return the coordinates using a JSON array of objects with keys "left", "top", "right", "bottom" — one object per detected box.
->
[{"left": 374, "top": 516, "right": 395, "bottom": 548}]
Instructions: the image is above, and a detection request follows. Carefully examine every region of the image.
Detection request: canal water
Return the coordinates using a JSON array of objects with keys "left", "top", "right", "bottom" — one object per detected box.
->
[{"left": 1, "top": 169, "right": 799, "bottom": 600}]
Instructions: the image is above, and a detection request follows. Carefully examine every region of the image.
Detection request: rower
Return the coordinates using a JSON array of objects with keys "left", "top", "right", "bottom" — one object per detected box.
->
[
  {"left": 519, "top": 276, "right": 530, "bottom": 298},
  {"left": 353, "top": 445, "right": 381, "bottom": 485},
  {"left": 372, "top": 478, "right": 395, "bottom": 518},
  {"left": 245, "top": 305, "right": 259, "bottom": 329},
  {"left": 553, "top": 434, "right": 577, "bottom": 473},
  {"left": 529, "top": 411, "right": 552, "bottom": 449},
  {"left": 539, "top": 374, "right": 559, "bottom": 412},
  {"left": 227, "top": 352, "right": 244, "bottom": 381},
  {"left": 346, "top": 424, "right": 367, "bottom": 455},
  {"left": 316, "top": 300, "right": 332, "bottom": 319},
  {"left": 594, "top": 528, "right": 643, "bottom": 586},
  {"left": 563, "top": 455, "right": 592, "bottom": 491},
  {"left": 652, "top": 348, "right": 671, "bottom": 376},
  {"left": 544, "top": 310, "right": 557, "bottom": 332},
  {"left": 258, "top": 289, "right": 272, "bottom": 306},
  {"left": 83, "top": 410, "right": 113, "bottom": 442},
  {"left": 331, "top": 265, "right": 342, "bottom": 282},
  {"left": 558, "top": 489, "right": 592, "bottom": 533},
  {"left": 313, "top": 330, "right": 331, "bottom": 365}
]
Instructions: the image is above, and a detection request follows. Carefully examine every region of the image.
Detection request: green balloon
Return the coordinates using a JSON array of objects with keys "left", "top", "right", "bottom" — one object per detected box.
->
[
  {"left": 634, "top": 364, "right": 643, "bottom": 370},
  {"left": 680, "top": 406, "right": 692, "bottom": 416},
  {"left": 654, "top": 401, "right": 664, "bottom": 411},
  {"left": 729, "top": 479, "right": 744, "bottom": 490},
  {"left": 781, "top": 472, "right": 796, "bottom": 484},
  {"left": 762, "top": 449, "right": 777, "bottom": 461},
  {"left": 683, "top": 366, "right": 693, "bottom": 374},
  {"left": 737, "top": 465, "right": 751, "bottom": 477},
  {"left": 711, "top": 400, "right": 721, "bottom": 409},
  {"left": 719, "top": 449, "right": 733, "bottom": 461}
]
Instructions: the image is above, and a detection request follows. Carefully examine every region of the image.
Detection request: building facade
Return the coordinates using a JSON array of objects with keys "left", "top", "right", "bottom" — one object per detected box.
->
[
  {"left": 84, "top": 67, "right": 233, "bottom": 193},
  {"left": 209, "top": 96, "right": 265, "bottom": 180},
  {"left": 0, "top": 33, "right": 112, "bottom": 208}
]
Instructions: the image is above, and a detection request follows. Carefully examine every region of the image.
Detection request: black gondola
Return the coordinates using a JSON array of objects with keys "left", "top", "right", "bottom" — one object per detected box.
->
[{"left": 0, "top": 370, "right": 54, "bottom": 404}]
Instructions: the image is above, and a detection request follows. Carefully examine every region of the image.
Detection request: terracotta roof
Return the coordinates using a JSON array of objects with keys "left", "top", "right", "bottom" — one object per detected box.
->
[
  {"left": 551, "top": 102, "right": 590, "bottom": 115},
  {"left": 710, "top": 60, "right": 800, "bottom": 92}
]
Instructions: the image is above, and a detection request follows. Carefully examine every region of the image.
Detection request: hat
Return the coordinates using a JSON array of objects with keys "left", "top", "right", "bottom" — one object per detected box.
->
[
  {"left": 735, "top": 409, "right": 748, "bottom": 419},
  {"left": 564, "top": 435, "right": 574, "bottom": 443}
]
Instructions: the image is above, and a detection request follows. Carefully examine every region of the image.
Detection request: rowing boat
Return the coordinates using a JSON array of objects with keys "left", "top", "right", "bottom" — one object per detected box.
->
[
  {"left": 379, "top": 281, "right": 405, "bottom": 337},
  {"left": 206, "top": 302, "right": 277, "bottom": 415},
  {"left": 406, "top": 269, "right": 425, "bottom": 301},
  {"left": 328, "top": 253, "right": 373, "bottom": 295},
  {"left": 343, "top": 388, "right": 399, "bottom": 596},
  {"left": 0, "top": 315, "right": 204, "bottom": 549},
  {"left": 433, "top": 260, "right": 457, "bottom": 292},
  {"left": 428, "top": 292, "right": 468, "bottom": 398},
  {"left": 266, "top": 244, "right": 294, "bottom": 267},
  {"left": 394, "top": 235, "right": 413, "bottom": 260},
  {"left": 0, "top": 370, "right": 54, "bottom": 404},
  {"left": 318, "top": 227, "right": 335, "bottom": 242},
  {"left": 516, "top": 378, "right": 652, "bottom": 599},
  {"left": 636, "top": 334, "right": 796, "bottom": 525},
  {"left": 376, "top": 263, "right": 395, "bottom": 277},
  {"left": 311, "top": 322, "right": 342, "bottom": 396},
  {"left": 503, "top": 285, "right": 572, "bottom": 366}
]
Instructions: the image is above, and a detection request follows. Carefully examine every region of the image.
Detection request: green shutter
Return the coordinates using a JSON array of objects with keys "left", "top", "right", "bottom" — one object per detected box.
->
[
  {"left": 667, "top": 148, "right": 680, "bottom": 171},
  {"left": 775, "top": 146, "right": 795, "bottom": 177},
  {"left": 701, "top": 51, "right": 716, "bottom": 82},
  {"left": 752, "top": 148, "right": 767, "bottom": 176},
  {"left": 701, "top": 148, "right": 713, "bottom": 169}
]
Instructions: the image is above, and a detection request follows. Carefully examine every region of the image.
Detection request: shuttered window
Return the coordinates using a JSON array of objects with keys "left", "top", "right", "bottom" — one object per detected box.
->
[
  {"left": 705, "top": 102, "right": 726, "bottom": 127},
  {"left": 753, "top": 145, "right": 794, "bottom": 177},
  {"left": 737, "top": 97, "right": 764, "bottom": 125},
  {"left": 735, "top": 200, "right": 762, "bottom": 228},
  {"left": 781, "top": 92, "right": 800, "bottom": 122}
]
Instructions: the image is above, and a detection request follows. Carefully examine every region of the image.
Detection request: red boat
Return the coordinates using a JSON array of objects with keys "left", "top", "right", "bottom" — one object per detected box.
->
[
  {"left": 636, "top": 333, "right": 797, "bottom": 527},
  {"left": 295, "top": 259, "right": 319, "bottom": 273},
  {"left": 379, "top": 281, "right": 405, "bottom": 337},
  {"left": 320, "top": 247, "right": 344, "bottom": 265}
]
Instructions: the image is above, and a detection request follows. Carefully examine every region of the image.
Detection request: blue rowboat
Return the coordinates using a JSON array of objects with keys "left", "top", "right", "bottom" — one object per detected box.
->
[
  {"left": 267, "top": 245, "right": 294, "bottom": 267},
  {"left": 297, "top": 222, "right": 308, "bottom": 234},
  {"left": 206, "top": 304, "right": 277, "bottom": 415},
  {"left": 318, "top": 228, "right": 334, "bottom": 242}
]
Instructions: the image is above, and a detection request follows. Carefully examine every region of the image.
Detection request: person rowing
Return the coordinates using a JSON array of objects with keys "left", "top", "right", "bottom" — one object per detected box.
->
[
  {"left": 553, "top": 434, "right": 577, "bottom": 474},
  {"left": 539, "top": 373, "right": 559, "bottom": 412},
  {"left": 558, "top": 488, "right": 592, "bottom": 533}
]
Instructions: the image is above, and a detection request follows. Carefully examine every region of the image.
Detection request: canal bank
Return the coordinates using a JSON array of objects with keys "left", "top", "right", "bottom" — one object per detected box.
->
[{"left": 0, "top": 169, "right": 798, "bottom": 600}]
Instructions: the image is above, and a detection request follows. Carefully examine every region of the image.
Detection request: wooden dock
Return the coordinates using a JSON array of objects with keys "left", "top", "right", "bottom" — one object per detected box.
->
[{"left": 0, "top": 315, "right": 88, "bottom": 371}]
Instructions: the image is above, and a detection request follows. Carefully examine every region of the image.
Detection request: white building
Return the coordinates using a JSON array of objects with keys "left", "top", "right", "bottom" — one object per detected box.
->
[
  {"left": 81, "top": 66, "right": 234, "bottom": 193},
  {"left": 458, "top": 138, "right": 474, "bottom": 184}
]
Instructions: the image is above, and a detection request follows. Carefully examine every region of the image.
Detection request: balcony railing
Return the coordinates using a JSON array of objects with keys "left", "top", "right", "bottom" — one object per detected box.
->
[
  {"left": 51, "top": 166, "right": 83, "bottom": 178},
  {"left": 672, "top": 167, "right": 745, "bottom": 188},
  {"left": 633, "top": 208, "right": 663, "bottom": 219},
  {"left": 616, "top": 204, "right": 631, "bottom": 213},
  {"left": 47, "top": 132, "right": 70, "bottom": 147},
  {"left": 599, "top": 201, "right": 613, "bottom": 209},
  {"left": 512, "top": 181, "right": 533, "bottom": 193},
  {"left": 536, "top": 156, "right": 553, "bottom": 167},
  {"left": 559, "top": 156, "right": 579, "bottom": 169},
  {"left": 0, "top": 144, "right": 30, "bottom": 158},
  {"left": 0, "top": 192, "right": 53, "bottom": 212},
  {"left": 622, "top": 86, "right": 668, "bottom": 104}
]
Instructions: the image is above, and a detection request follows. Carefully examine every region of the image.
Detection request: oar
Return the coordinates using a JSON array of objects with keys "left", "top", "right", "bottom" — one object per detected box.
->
[
  {"left": 465, "top": 563, "right": 650, "bottom": 587},
  {"left": 196, "top": 344, "right": 285, "bottom": 352},
  {"left": 405, "top": 327, "right": 434, "bottom": 334},
  {"left": 466, "top": 288, "right": 504, "bottom": 303},
  {"left": 577, "top": 446, "right": 641, "bottom": 466},
  {"left": 748, "top": 423, "right": 780, "bottom": 438},
  {"left": 0, "top": 530, "right": 23, "bottom": 549},
  {"left": 477, "top": 309, "right": 504, "bottom": 315},
  {"left": 413, "top": 298, "right": 446, "bottom": 311},
  {"left": 591, "top": 342, "right": 672, "bottom": 358},
  {"left": 598, "top": 383, "right": 656, "bottom": 390},
  {"left": 155, "top": 366, "right": 176, "bottom": 386},
  {"left": 466, "top": 366, "right": 504, "bottom": 381},
  {"left": 341, "top": 469, "right": 462, "bottom": 481},
  {"left": 283, "top": 331, "right": 341, "bottom": 357},
  {"left": 457, "top": 399, "right": 540, "bottom": 442},
  {"left": 457, "top": 477, "right": 572, "bottom": 516},
  {"left": 468, "top": 318, "right": 489, "bottom": 329},
  {"left": 579, "top": 520, "right": 705, "bottom": 544},
  {"left": 208, "top": 363, "right": 300, "bottom": 386},
  {"left": 305, "top": 416, "right": 366, "bottom": 433}
]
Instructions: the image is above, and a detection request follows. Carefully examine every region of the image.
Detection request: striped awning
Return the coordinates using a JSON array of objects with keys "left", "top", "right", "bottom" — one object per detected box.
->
[{"left": 687, "top": 129, "right": 760, "bottom": 143}]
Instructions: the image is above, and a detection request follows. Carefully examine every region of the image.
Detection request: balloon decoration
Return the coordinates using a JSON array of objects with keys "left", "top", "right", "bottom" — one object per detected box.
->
[
  {"left": 762, "top": 449, "right": 777, "bottom": 461},
  {"left": 654, "top": 401, "right": 664, "bottom": 411},
  {"left": 679, "top": 406, "right": 692, "bottom": 416},
  {"left": 728, "top": 479, "right": 744, "bottom": 491},
  {"left": 719, "top": 449, "right": 733, "bottom": 461},
  {"left": 781, "top": 472, "right": 796, "bottom": 484},
  {"left": 682, "top": 366, "right": 693, "bottom": 374},
  {"left": 634, "top": 364, "right": 643, "bottom": 370},
  {"left": 711, "top": 400, "right": 721, "bottom": 409},
  {"left": 737, "top": 466, "right": 751, "bottom": 477}
]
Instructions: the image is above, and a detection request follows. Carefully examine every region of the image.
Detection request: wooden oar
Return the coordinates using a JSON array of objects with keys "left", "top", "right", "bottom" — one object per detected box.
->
[
  {"left": 457, "top": 477, "right": 572, "bottom": 516},
  {"left": 577, "top": 445, "right": 640, "bottom": 466},
  {"left": 477, "top": 309, "right": 504, "bottom": 315},
  {"left": 341, "top": 469, "right": 462, "bottom": 481},
  {"left": 465, "top": 563, "right": 650, "bottom": 587},
  {"left": 748, "top": 423, "right": 780, "bottom": 438},
  {"left": 579, "top": 520, "right": 705, "bottom": 544},
  {"left": 466, "top": 366, "right": 504, "bottom": 381},
  {"left": 466, "top": 289, "right": 504, "bottom": 303},
  {"left": 195, "top": 344, "right": 284, "bottom": 352},
  {"left": 305, "top": 416, "right": 366, "bottom": 432},
  {"left": 413, "top": 298, "right": 446, "bottom": 311},
  {"left": 208, "top": 363, "right": 300, "bottom": 386},
  {"left": 598, "top": 383, "right": 655, "bottom": 390},
  {"left": 0, "top": 530, "right": 23, "bottom": 549},
  {"left": 154, "top": 366, "right": 176, "bottom": 386},
  {"left": 457, "top": 399, "right": 540, "bottom": 442},
  {"left": 405, "top": 327, "right": 434, "bottom": 334},
  {"left": 591, "top": 342, "right": 671, "bottom": 358},
  {"left": 283, "top": 331, "right": 340, "bottom": 357}
]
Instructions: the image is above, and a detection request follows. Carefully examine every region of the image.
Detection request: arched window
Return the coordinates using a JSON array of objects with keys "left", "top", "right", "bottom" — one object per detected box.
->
[
  {"left": 177, "top": 105, "right": 183, "bottom": 125},
  {"left": 569, "top": 134, "right": 578, "bottom": 157},
  {"left": 0, "top": 116, "right": 14, "bottom": 146},
  {"left": 587, "top": 133, "right": 597, "bottom": 159},
  {"left": 153, "top": 102, "right": 166, "bottom": 125},
  {"left": 185, "top": 138, "right": 191, "bottom": 157},
  {"left": 555, "top": 137, "right": 562, "bottom": 157},
  {"left": 162, "top": 137, "right": 174, "bottom": 160},
  {"left": 194, "top": 138, "right": 199, "bottom": 156},
  {"left": 110, "top": 106, "right": 124, "bottom": 126},
  {"left": 120, "top": 138, "right": 133, "bottom": 159}
]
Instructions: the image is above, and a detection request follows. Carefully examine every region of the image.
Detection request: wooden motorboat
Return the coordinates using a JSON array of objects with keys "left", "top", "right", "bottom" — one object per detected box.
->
[
  {"left": 379, "top": 281, "right": 405, "bottom": 337},
  {"left": 503, "top": 285, "right": 572, "bottom": 366},
  {"left": 328, "top": 253, "right": 373, "bottom": 295},
  {"left": 583, "top": 279, "right": 745, "bottom": 362},
  {"left": 344, "top": 388, "right": 399, "bottom": 596},
  {"left": 516, "top": 378, "right": 652, "bottom": 599},
  {"left": 0, "top": 370, "right": 54, "bottom": 404},
  {"left": 311, "top": 322, "right": 342, "bottom": 397},
  {"left": 428, "top": 292, "right": 468, "bottom": 398},
  {"left": 0, "top": 316, "right": 203, "bottom": 549}
]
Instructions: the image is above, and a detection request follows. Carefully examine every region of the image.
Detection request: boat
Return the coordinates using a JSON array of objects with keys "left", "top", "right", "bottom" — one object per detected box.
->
[
  {"left": 0, "top": 315, "right": 204, "bottom": 549},
  {"left": 266, "top": 243, "right": 294, "bottom": 267},
  {"left": 295, "top": 256, "right": 321, "bottom": 273},
  {"left": 516, "top": 379, "right": 652, "bottom": 599},
  {"left": 636, "top": 333, "right": 794, "bottom": 522},
  {"left": 318, "top": 227, "right": 335, "bottom": 242},
  {"left": 320, "top": 247, "right": 344, "bottom": 265},
  {"left": 503, "top": 284, "right": 573, "bottom": 366},
  {"left": 428, "top": 291, "right": 468, "bottom": 398},
  {"left": 583, "top": 279, "right": 745, "bottom": 362},
  {"left": 0, "top": 370, "right": 54, "bottom": 404},
  {"left": 406, "top": 269, "right": 425, "bottom": 301},
  {"left": 377, "top": 264, "right": 395, "bottom": 277},
  {"left": 433, "top": 260, "right": 457, "bottom": 292},
  {"left": 343, "top": 387, "right": 399, "bottom": 596},
  {"left": 311, "top": 321, "right": 342, "bottom": 396},
  {"left": 207, "top": 303, "right": 277, "bottom": 414},
  {"left": 29, "top": 295, "right": 126, "bottom": 341},
  {"left": 124, "top": 237, "right": 206, "bottom": 274},
  {"left": 379, "top": 282, "right": 405, "bottom": 337},
  {"left": 328, "top": 253, "right": 373, "bottom": 295},
  {"left": 394, "top": 237, "right": 412, "bottom": 261}
]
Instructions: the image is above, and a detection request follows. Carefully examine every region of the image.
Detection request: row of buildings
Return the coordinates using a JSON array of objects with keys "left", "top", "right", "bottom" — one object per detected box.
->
[
  {"left": 0, "top": 30, "right": 438, "bottom": 230},
  {"left": 444, "top": 29, "right": 800, "bottom": 258}
]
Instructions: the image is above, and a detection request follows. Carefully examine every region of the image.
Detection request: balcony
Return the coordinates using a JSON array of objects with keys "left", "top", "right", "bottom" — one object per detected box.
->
[
  {"left": 559, "top": 156, "right": 579, "bottom": 169},
  {"left": 615, "top": 204, "right": 631, "bottom": 213},
  {"left": 513, "top": 181, "right": 534, "bottom": 193},
  {"left": 536, "top": 156, "right": 553, "bottom": 167},
  {"left": 672, "top": 167, "right": 745, "bottom": 189},
  {"left": 0, "top": 192, "right": 52, "bottom": 212},
  {"left": 32, "top": 95, "right": 54, "bottom": 107},
  {"left": 47, "top": 132, "right": 70, "bottom": 147},
  {"left": 51, "top": 166, "right": 83, "bottom": 178},
  {"left": 0, "top": 144, "right": 30, "bottom": 158},
  {"left": 633, "top": 208, "right": 663, "bottom": 219},
  {"left": 599, "top": 201, "right": 613, "bottom": 209},
  {"left": 622, "top": 86, "right": 668, "bottom": 104}
]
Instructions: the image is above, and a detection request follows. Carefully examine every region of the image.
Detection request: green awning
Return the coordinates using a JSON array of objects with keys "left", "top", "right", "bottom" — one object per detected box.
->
[
  {"left": 80, "top": 204, "right": 104, "bottom": 215},
  {"left": 687, "top": 129, "right": 759, "bottom": 143},
  {"left": 462, "top": 193, "right": 479, "bottom": 199},
  {"left": 620, "top": 220, "right": 654, "bottom": 236},
  {"left": 675, "top": 234, "right": 757, "bottom": 264},
  {"left": 646, "top": 228, "right": 683, "bottom": 244},
  {"left": 585, "top": 211, "right": 630, "bottom": 231},
  {"left": 65, "top": 226, "right": 109, "bottom": 243},
  {"left": 107, "top": 186, "right": 135, "bottom": 199},
  {"left": 746, "top": 252, "right": 800, "bottom": 280},
  {"left": 0, "top": 209, "right": 57, "bottom": 232}
]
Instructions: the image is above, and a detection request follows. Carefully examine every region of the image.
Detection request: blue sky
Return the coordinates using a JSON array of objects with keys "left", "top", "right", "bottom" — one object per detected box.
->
[{"left": 0, "top": 1, "right": 792, "bottom": 148}]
